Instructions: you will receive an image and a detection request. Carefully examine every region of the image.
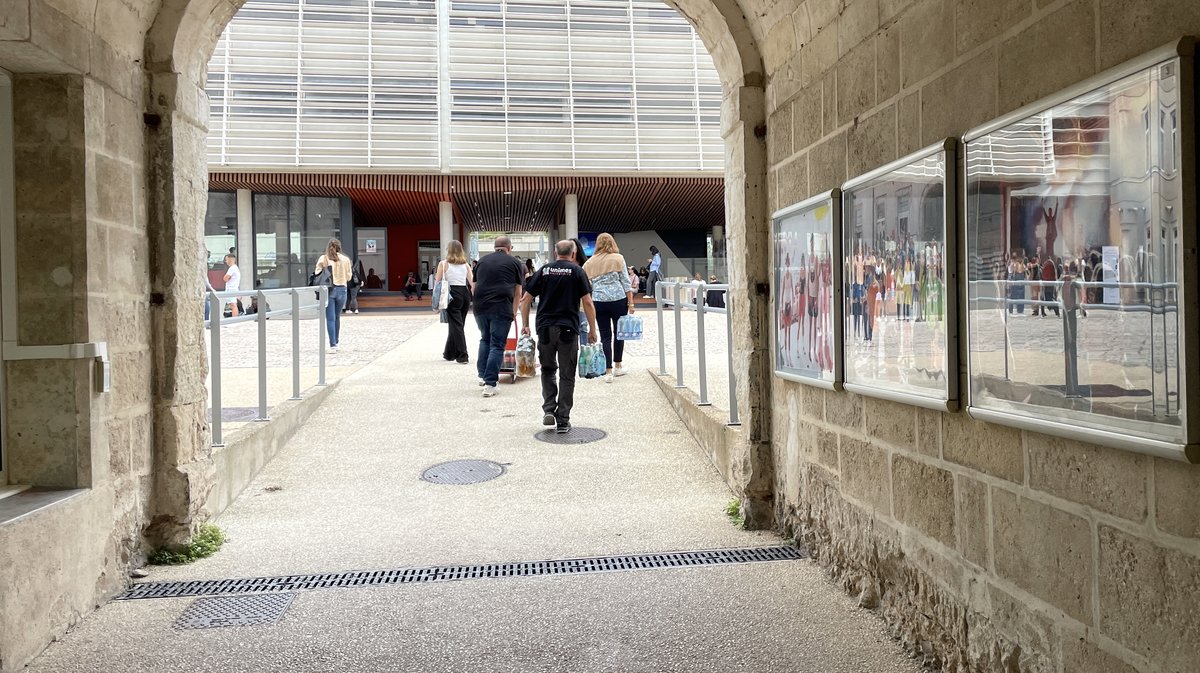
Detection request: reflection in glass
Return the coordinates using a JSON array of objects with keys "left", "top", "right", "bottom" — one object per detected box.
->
[
  {"left": 966, "top": 59, "right": 1183, "bottom": 443},
  {"left": 774, "top": 195, "right": 837, "bottom": 384},
  {"left": 252, "top": 195, "right": 345, "bottom": 289},
  {"left": 844, "top": 149, "right": 949, "bottom": 400}
]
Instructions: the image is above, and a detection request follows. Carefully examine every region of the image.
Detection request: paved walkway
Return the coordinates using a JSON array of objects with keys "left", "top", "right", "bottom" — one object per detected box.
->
[{"left": 27, "top": 318, "right": 920, "bottom": 673}]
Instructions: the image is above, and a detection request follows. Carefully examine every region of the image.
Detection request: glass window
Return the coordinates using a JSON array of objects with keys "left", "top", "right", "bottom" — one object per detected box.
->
[
  {"left": 773, "top": 191, "right": 840, "bottom": 388},
  {"left": 843, "top": 143, "right": 954, "bottom": 405},
  {"left": 204, "top": 192, "right": 238, "bottom": 268},
  {"left": 965, "top": 57, "right": 1186, "bottom": 445}
]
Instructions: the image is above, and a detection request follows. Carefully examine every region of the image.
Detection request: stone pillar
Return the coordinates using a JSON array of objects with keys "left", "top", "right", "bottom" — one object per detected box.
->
[
  {"left": 439, "top": 201, "right": 453, "bottom": 253},
  {"left": 236, "top": 189, "right": 253, "bottom": 290},
  {"left": 564, "top": 193, "right": 579, "bottom": 241}
]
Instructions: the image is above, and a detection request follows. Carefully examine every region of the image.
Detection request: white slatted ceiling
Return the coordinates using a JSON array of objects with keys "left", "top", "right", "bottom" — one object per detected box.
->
[{"left": 207, "top": 0, "right": 721, "bottom": 172}]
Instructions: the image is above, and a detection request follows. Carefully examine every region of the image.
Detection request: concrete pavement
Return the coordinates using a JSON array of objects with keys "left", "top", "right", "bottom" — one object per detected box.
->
[{"left": 25, "top": 317, "right": 922, "bottom": 673}]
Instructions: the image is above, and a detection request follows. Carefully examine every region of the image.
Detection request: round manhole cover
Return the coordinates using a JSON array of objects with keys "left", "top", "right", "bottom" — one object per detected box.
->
[
  {"left": 420, "top": 460, "right": 506, "bottom": 485},
  {"left": 534, "top": 427, "right": 607, "bottom": 444}
]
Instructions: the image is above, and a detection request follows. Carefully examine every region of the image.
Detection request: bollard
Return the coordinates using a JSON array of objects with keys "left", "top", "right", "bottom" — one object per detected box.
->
[
  {"left": 656, "top": 282, "right": 667, "bottom": 376},
  {"left": 673, "top": 282, "right": 685, "bottom": 388},
  {"left": 256, "top": 290, "right": 269, "bottom": 421},
  {"left": 318, "top": 286, "right": 328, "bottom": 386},
  {"left": 209, "top": 292, "right": 224, "bottom": 445},
  {"left": 696, "top": 282, "right": 709, "bottom": 405},
  {"left": 290, "top": 289, "right": 302, "bottom": 400}
]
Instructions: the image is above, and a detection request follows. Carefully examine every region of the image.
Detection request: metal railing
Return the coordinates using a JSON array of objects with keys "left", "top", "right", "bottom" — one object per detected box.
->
[
  {"left": 654, "top": 280, "right": 739, "bottom": 426},
  {"left": 204, "top": 287, "right": 329, "bottom": 447}
]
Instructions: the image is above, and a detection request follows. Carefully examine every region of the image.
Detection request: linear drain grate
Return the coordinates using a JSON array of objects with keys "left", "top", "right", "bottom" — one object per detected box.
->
[
  {"left": 421, "top": 460, "right": 506, "bottom": 485},
  {"left": 175, "top": 593, "right": 295, "bottom": 630},
  {"left": 534, "top": 427, "right": 607, "bottom": 444},
  {"left": 118, "top": 546, "right": 804, "bottom": 601}
]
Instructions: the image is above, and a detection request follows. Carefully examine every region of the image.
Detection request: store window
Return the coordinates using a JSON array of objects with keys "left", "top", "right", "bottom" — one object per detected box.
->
[{"left": 252, "top": 194, "right": 344, "bottom": 288}]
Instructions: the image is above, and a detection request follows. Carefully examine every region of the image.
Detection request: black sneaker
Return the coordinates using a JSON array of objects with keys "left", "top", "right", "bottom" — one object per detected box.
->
[
  {"left": 542, "top": 413, "right": 556, "bottom": 426},
  {"left": 555, "top": 421, "right": 571, "bottom": 435}
]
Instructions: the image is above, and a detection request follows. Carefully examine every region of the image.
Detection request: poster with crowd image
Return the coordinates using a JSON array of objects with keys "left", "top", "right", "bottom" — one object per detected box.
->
[
  {"left": 842, "top": 140, "right": 957, "bottom": 408},
  {"left": 773, "top": 191, "right": 841, "bottom": 388},
  {"left": 965, "top": 45, "right": 1196, "bottom": 451}
]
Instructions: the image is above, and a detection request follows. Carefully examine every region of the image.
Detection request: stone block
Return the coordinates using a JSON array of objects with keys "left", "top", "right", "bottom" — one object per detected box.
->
[
  {"left": 102, "top": 84, "right": 144, "bottom": 160},
  {"left": 107, "top": 416, "right": 131, "bottom": 477},
  {"left": 93, "top": 0, "right": 144, "bottom": 59},
  {"left": 774, "top": 155, "right": 807, "bottom": 209},
  {"left": 1155, "top": 459, "right": 1200, "bottom": 539},
  {"left": 1027, "top": 433, "right": 1147, "bottom": 523},
  {"left": 826, "top": 389, "right": 862, "bottom": 429},
  {"left": 1061, "top": 637, "right": 1141, "bottom": 673},
  {"left": 955, "top": 0, "right": 1032, "bottom": 56},
  {"left": 40, "top": 0, "right": 97, "bottom": 29},
  {"left": 800, "top": 383, "right": 824, "bottom": 419},
  {"left": 801, "top": 23, "right": 839, "bottom": 85},
  {"left": 992, "top": 488, "right": 1093, "bottom": 623},
  {"left": 998, "top": 0, "right": 1095, "bottom": 113},
  {"left": 875, "top": 23, "right": 900, "bottom": 101},
  {"left": 110, "top": 351, "right": 151, "bottom": 410},
  {"left": 892, "top": 454, "right": 954, "bottom": 546},
  {"left": 903, "top": 533, "right": 964, "bottom": 591},
  {"left": 815, "top": 426, "right": 839, "bottom": 470},
  {"left": 1098, "top": 0, "right": 1200, "bottom": 70},
  {"left": 768, "top": 104, "right": 792, "bottom": 164},
  {"left": 899, "top": 0, "right": 954, "bottom": 88},
  {"left": 93, "top": 153, "right": 135, "bottom": 224},
  {"left": 839, "top": 0, "right": 879, "bottom": 55},
  {"left": 5, "top": 358, "right": 89, "bottom": 487},
  {"left": 920, "top": 48, "right": 996, "bottom": 146},
  {"left": 836, "top": 38, "right": 876, "bottom": 125},
  {"left": 1098, "top": 525, "right": 1200, "bottom": 671},
  {"left": 791, "top": 83, "right": 823, "bottom": 151},
  {"left": 847, "top": 103, "right": 896, "bottom": 178},
  {"left": 880, "top": 0, "right": 917, "bottom": 24},
  {"left": 955, "top": 474, "right": 988, "bottom": 567},
  {"left": 820, "top": 71, "right": 837, "bottom": 134},
  {"left": 807, "top": 129, "right": 846, "bottom": 193},
  {"left": 764, "top": 17, "right": 796, "bottom": 74},
  {"left": 806, "top": 0, "right": 842, "bottom": 33},
  {"left": 30, "top": 0, "right": 90, "bottom": 72},
  {"left": 0, "top": 0, "right": 31, "bottom": 40},
  {"left": 863, "top": 395, "right": 913, "bottom": 447},
  {"left": 839, "top": 436, "right": 891, "bottom": 512},
  {"left": 913, "top": 405, "right": 940, "bottom": 457},
  {"left": 897, "top": 91, "right": 922, "bottom": 156},
  {"left": 943, "top": 412, "right": 1022, "bottom": 483},
  {"left": 987, "top": 582, "right": 1062, "bottom": 672},
  {"left": 792, "top": 5, "right": 812, "bottom": 47},
  {"left": 769, "top": 50, "right": 805, "bottom": 109}
]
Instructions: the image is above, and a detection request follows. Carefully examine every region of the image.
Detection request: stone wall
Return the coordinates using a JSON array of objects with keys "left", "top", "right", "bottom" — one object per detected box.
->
[{"left": 764, "top": 1, "right": 1200, "bottom": 672}]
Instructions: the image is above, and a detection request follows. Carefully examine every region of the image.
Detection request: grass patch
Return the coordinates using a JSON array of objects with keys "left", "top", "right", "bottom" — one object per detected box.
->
[
  {"left": 725, "top": 498, "right": 745, "bottom": 528},
  {"left": 149, "top": 524, "right": 226, "bottom": 565}
]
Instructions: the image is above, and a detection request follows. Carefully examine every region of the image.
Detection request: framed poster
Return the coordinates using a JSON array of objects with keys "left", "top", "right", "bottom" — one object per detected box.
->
[
  {"left": 964, "top": 38, "right": 1198, "bottom": 461},
  {"left": 842, "top": 140, "right": 958, "bottom": 410},
  {"left": 772, "top": 190, "right": 842, "bottom": 389}
]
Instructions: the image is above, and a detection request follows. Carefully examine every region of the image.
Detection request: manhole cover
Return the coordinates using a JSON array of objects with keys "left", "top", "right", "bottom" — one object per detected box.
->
[
  {"left": 534, "top": 427, "right": 607, "bottom": 444},
  {"left": 174, "top": 593, "right": 295, "bottom": 630},
  {"left": 421, "top": 460, "right": 506, "bottom": 485},
  {"left": 207, "top": 407, "right": 259, "bottom": 423}
]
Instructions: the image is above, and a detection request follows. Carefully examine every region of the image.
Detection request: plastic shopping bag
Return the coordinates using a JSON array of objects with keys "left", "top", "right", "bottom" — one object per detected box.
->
[{"left": 516, "top": 335, "right": 537, "bottom": 377}]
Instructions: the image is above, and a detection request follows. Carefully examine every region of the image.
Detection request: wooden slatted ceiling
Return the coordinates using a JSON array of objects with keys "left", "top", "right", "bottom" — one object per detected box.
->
[{"left": 209, "top": 173, "right": 724, "bottom": 233}]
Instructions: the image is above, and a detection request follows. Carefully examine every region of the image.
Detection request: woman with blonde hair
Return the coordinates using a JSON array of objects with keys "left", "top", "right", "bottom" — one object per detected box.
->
[
  {"left": 581, "top": 233, "right": 634, "bottom": 382},
  {"left": 314, "top": 238, "right": 353, "bottom": 353},
  {"left": 435, "top": 240, "right": 474, "bottom": 363}
]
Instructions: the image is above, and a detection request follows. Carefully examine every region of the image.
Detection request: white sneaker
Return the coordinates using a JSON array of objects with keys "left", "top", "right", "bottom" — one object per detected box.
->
[
  {"left": 604, "top": 373, "right": 613, "bottom": 383},
  {"left": 642, "top": 295, "right": 652, "bottom": 299},
  {"left": 614, "top": 366, "right": 627, "bottom": 377},
  {"left": 482, "top": 385, "right": 497, "bottom": 397},
  {"left": 328, "top": 346, "right": 338, "bottom": 354},
  {"left": 478, "top": 378, "right": 486, "bottom": 387}
]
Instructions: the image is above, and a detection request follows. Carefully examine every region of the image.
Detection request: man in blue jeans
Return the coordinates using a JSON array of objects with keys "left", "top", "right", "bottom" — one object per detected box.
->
[{"left": 472, "top": 235, "right": 526, "bottom": 397}]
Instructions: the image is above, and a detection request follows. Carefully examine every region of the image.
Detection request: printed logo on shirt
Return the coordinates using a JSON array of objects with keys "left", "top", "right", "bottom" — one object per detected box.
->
[{"left": 546, "top": 267, "right": 574, "bottom": 276}]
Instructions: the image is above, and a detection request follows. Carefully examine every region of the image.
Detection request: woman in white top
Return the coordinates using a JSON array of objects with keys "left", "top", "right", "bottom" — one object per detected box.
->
[
  {"left": 314, "top": 238, "right": 353, "bottom": 353},
  {"left": 435, "top": 240, "right": 474, "bottom": 363}
]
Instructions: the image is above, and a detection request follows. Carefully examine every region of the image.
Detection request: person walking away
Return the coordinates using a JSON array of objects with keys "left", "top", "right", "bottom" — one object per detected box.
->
[
  {"left": 436, "top": 241, "right": 473, "bottom": 363},
  {"left": 223, "top": 253, "right": 242, "bottom": 317},
  {"left": 525, "top": 258, "right": 535, "bottom": 280},
  {"left": 644, "top": 245, "right": 662, "bottom": 299},
  {"left": 521, "top": 240, "right": 599, "bottom": 433},
  {"left": 1061, "top": 263, "right": 1087, "bottom": 396},
  {"left": 347, "top": 258, "right": 365, "bottom": 314},
  {"left": 582, "top": 233, "right": 634, "bottom": 382},
  {"left": 314, "top": 239, "right": 352, "bottom": 353},
  {"left": 472, "top": 235, "right": 526, "bottom": 396}
]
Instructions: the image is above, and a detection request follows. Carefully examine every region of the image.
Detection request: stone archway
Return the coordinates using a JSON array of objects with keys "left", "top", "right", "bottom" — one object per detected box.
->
[{"left": 141, "top": 0, "right": 775, "bottom": 539}]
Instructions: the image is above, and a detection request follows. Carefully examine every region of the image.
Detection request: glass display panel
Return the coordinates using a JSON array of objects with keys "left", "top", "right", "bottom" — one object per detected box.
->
[
  {"left": 966, "top": 57, "right": 1185, "bottom": 444},
  {"left": 773, "top": 192, "right": 839, "bottom": 386},
  {"left": 844, "top": 145, "right": 952, "bottom": 402}
]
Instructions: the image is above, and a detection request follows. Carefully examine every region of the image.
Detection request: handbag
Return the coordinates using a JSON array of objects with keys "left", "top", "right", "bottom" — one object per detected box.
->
[{"left": 437, "top": 263, "right": 451, "bottom": 310}]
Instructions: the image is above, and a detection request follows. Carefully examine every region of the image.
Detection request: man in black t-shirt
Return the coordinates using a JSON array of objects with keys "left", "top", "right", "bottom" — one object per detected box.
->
[
  {"left": 520, "top": 240, "right": 598, "bottom": 433},
  {"left": 472, "top": 236, "right": 527, "bottom": 395}
]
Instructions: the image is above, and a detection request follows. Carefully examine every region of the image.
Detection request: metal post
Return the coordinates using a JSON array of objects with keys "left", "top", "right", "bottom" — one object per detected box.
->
[
  {"left": 256, "top": 290, "right": 269, "bottom": 421},
  {"left": 726, "top": 290, "right": 740, "bottom": 426},
  {"left": 696, "top": 282, "right": 709, "bottom": 405},
  {"left": 209, "top": 292, "right": 224, "bottom": 446},
  {"left": 290, "top": 289, "right": 301, "bottom": 400},
  {"left": 318, "top": 286, "right": 328, "bottom": 386},
  {"left": 673, "top": 282, "right": 684, "bottom": 388},
  {"left": 656, "top": 281, "right": 667, "bottom": 376}
]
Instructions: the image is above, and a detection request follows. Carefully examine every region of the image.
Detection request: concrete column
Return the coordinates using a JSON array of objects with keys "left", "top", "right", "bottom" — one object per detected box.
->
[
  {"left": 439, "top": 201, "right": 454, "bottom": 254},
  {"left": 236, "top": 189, "right": 253, "bottom": 290},
  {"left": 564, "top": 193, "right": 578, "bottom": 241}
]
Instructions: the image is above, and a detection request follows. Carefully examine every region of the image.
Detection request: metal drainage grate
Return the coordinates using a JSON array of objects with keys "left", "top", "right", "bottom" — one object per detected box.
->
[
  {"left": 534, "top": 427, "right": 607, "bottom": 444},
  {"left": 118, "top": 546, "right": 805, "bottom": 601},
  {"left": 420, "top": 460, "right": 506, "bottom": 485},
  {"left": 174, "top": 593, "right": 295, "bottom": 630},
  {"left": 207, "top": 407, "right": 260, "bottom": 423}
]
